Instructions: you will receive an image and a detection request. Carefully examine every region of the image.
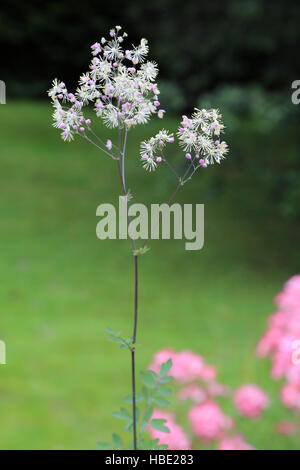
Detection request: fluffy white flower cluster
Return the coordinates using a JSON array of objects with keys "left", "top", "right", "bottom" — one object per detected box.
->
[
  {"left": 48, "top": 26, "right": 164, "bottom": 141},
  {"left": 140, "top": 108, "right": 228, "bottom": 173},
  {"left": 177, "top": 108, "right": 228, "bottom": 165},
  {"left": 140, "top": 130, "right": 175, "bottom": 171}
]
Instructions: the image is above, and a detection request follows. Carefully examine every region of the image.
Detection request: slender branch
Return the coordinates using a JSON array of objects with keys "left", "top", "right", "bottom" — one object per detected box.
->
[
  {"left": 116, "top": 125, "right": 139, "bottom": 451},
  {"left": 80, "top": 133, "right": 119, "bottom": 160},
  {"left": 163, "top": 157, "right": 180, "bottom": 181},
  {"left": 89, "top": 126, "right": 119, "bottom": 151},
  {"left": 122, "top": 128, "right": 128, "bottom": 194}
]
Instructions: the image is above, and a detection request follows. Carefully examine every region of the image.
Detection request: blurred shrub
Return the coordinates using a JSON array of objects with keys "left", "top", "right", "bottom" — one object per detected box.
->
[
  {"left": 158, "top": 80, "right": 185, "bottom": 114},
  {"left": 199, "top": 85, "right": 295, "bottom": 134},
  {"left": 1, "top": 0, "right": 300, "bottom": 106}
]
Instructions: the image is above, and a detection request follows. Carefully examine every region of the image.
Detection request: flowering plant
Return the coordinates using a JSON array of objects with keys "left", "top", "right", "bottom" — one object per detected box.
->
[
  {"left": 146, "top": 348, "right": 269, "bottom": 450},
  {"left": 257, "top": 275, "right": 300, "bottom": 437},
  {"left": 48, "top": 25, "right": 228, "bottom": 450}
]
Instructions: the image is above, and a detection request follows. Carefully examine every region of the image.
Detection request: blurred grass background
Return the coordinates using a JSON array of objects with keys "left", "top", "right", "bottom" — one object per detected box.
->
[{"left": 0, "top": 102, "right": 300, "bottom": 449}]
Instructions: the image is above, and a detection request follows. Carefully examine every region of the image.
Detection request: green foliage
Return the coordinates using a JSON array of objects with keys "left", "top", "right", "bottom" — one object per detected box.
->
[
  {"left": 159, "top": 358, "right": 172, "bottom": 377},
  {"left": 105, "top": 327, "right": 134, "bottom": 351},
  {"left": 97, "top": 359, "right": 173, "bottom": 449},
  {"left": 149, "top": 419, "right": 170, "bottom": 433},
  {"left": 133, "top": 246, "right": 150, "bottom": 256}
]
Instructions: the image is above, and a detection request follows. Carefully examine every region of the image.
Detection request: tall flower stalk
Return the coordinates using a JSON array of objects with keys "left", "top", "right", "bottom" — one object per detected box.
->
[{"left": 48, "top": 25, "right": 228, "bottom": 450}]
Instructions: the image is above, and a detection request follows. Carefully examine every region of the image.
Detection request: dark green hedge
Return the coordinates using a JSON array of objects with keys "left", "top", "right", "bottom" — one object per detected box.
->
[{"left": 1, "top": 0, "right": 299, "bottom": 105}]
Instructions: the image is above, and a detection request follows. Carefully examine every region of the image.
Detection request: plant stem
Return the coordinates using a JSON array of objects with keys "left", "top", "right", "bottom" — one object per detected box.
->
[
  {"left": 117, "top": 125, "right": 139, "bottom": 450},
  {"left": 131, "top": 256, "right": 138, "bottom": 450}
]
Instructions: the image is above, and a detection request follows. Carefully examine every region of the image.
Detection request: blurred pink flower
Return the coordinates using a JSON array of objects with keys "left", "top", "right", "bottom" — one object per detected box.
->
[
  {"left": 148, "top": 410, "right": 191, "bottom": 450},
  {"left": 280, "top": 383, "right": 300, "bottom": 411},
  {"left": 275, "top": 275, "right": 300, "bottom": 310},
  {"left": 276, "top": 421, "right": 297, "bottom": 435},
  {"left": 178, "top": 384, "right": 206, "bottom": 404},
  {"left": 233, "top": 384, "right": 269, "bottom": 419},
  {"left": 188, "top": 401, "right": 233, "bottom": 442},
  {"left": 257, "top": 274, "right": 300, "bottom": 418},
  {"left": 218, "top": 434, "right": 254, "bottom": 450},
  {"left": 148, "top": 348, "right": 217, "bottom": 383}
]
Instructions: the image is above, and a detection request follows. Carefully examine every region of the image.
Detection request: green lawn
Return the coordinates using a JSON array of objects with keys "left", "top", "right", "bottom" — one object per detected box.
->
[{"left": 0, "top": 102, "right": 299, "bottom": 449}]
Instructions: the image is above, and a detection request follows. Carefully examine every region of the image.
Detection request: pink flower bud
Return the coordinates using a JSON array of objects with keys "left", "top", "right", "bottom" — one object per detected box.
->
[
  {"left": 157, "top": 109, "right": 165, "bottom": 119},
  {"left": 200, "top": 159, "right": 207, "bottom": 168},
  {"left": 85, "top": 119, "right": 91, "bottom": 125},
  {"left": 106, "top": 139, "right": 112, "bottom": 150},
  {"left": 185, "top": 153, "right": 192, "bottom": 160},
  {"left": 156, "top": 157, "right": 162, "bottom": 163}
]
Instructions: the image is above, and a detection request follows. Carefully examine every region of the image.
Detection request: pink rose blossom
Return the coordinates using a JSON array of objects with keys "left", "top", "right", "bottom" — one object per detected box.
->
[
  {"left": 234, "top": 384, "right": 269, "bottom": 419},
  {"left": 280, "top": 383, "right": 300, "bottom": 411},
  {"left": 218, "top": 434, "right": 254, "bottom": 450},
  {"left": 178, "top": 384, "right": 206, "bottom": 404},
  {"left": 188, "top": 401, "right": 233, "bottom": 442}
]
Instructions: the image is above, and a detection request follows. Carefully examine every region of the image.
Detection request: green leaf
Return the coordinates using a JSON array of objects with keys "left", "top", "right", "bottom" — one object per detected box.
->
[
  {"left": 159, "top": 359, "right": 173, "bottom": 377},
  {"left": 150, "top": 438, "right": 159, "bottom": 449},
  {"left": 140, "top": 370, "right": 156, "bottom": 388},
  {"left": 94, "top": 441, "right": 111, "bottom": 450},
  {"left": 151, "top": 396, "right": 170, "bottom": 407},
  {"left": 156, "top": 386, "right": 172, "bottom": 397},
  {"left": 127, "top": 423, "right": 134, "bottom": 434},
  {"left": 105, "top": 326, "right": 116, "bottom": 334},
  {"left": 144, "top": 406, "right": 154, "bottom": 423},
  {"left": 148, "top": 369, "right": 158, "bottom": 381},
  {"left": 112, "top": 407, "right": 131, "bottom": 421},
  {"left": 123, "top": 421, "right": 133, "bottom": 431},
  {"left": 158, "top": 376, "right": 173, "bottom": 384},
  {"left": 123, "top": 394, "right": 143, "bottom": 404},
  {"left": 140, "top": 421, "right": 147, "bottom": 434},
  {"left": 133, "top": 246, "right": 150, "bottom": 256},
  {"left": 157, "top": 444, "right": 168, "bottom": 450},
  {"left": 149, "top": 419, "right": 170, "bottom": 433},
  {"left": 137, "top": 439, "right": 148, "bottom": 450},
  {"left": 112, "top": 433, "right": 123, "bottom": 449}
]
